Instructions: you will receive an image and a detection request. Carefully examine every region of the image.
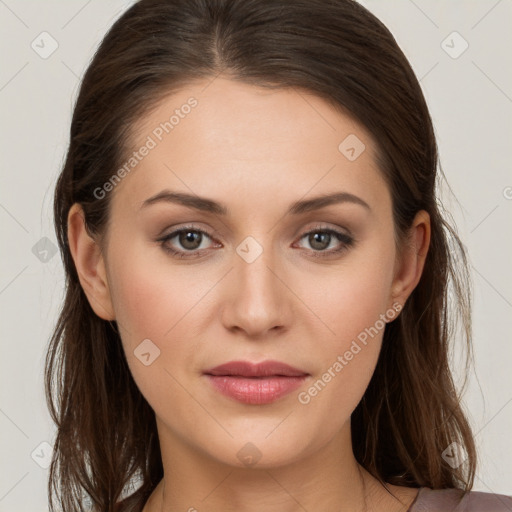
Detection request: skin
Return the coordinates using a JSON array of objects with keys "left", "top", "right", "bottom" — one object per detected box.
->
[{"left": 68, "top": 76, "right": 430, "bottom": 511}]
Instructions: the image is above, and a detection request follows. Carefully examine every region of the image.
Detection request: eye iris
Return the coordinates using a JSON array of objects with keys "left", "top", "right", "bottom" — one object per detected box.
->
[
  {"left": 309, "top": 232, "right": 330, "bottom": 250},
  {"left": 179, "top": 231, "right": 202, "bottom": 250}
]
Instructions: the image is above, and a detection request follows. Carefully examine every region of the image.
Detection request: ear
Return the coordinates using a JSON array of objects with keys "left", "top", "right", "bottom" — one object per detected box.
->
[
  {"left": 67, "top": 203, "right": 115, "bottom": 321},
  {"left": 388, "top": 209, "right": 431, "bottom": 310}
]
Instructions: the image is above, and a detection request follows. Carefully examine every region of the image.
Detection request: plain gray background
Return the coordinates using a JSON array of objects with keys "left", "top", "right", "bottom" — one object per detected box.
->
[{"left": 1, "top": 0, "right": 511, "bottom": 509}]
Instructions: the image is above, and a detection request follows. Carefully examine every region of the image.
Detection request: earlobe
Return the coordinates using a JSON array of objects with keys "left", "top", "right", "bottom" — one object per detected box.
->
[
  {"left": 67, "top": 203, "right": 115, "bottom": 321},
  {"left": 389, "top": 210, "right": 431, "bottom": 309}
]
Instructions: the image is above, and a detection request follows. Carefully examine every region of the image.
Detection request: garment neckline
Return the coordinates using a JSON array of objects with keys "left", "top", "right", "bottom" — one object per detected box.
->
[{"left": 405, "top": 486, "right": 426, "bottom": 512}]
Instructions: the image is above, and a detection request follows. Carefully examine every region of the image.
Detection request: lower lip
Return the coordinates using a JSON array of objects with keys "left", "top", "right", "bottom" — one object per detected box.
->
[{"left": 205, "top": 375, "right": 308, "bottom": 405}]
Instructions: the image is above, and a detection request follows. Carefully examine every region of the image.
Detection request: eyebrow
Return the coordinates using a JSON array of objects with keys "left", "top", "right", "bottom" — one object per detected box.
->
[{"left": 140, "top": 190, "right": 371, "bottom": 215}]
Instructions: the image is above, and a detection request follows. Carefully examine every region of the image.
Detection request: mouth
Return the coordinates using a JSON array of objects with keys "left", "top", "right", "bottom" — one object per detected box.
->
[{"left": 203, "top": 360, "right": 310, "bottom": 405}]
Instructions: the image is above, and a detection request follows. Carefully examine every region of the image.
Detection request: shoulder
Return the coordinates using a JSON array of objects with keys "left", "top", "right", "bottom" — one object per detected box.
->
[{"left": 409, "top": 486, "right": 512, "bottom": 511}]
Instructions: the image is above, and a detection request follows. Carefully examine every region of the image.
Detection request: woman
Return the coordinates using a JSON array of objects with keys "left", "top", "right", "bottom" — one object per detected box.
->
[{"left": 45, "top": 0, "right": 512, "bottom": 510}]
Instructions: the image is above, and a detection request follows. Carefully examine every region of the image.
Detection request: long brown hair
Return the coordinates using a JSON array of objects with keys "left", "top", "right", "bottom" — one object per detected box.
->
[{"left": 45, "top": 0, "right": 477, "bottom": 510}]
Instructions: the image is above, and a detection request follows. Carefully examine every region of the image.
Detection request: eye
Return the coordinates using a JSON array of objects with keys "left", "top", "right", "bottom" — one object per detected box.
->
[
  {"left": 294, "top": 225, "right": 355, "bottom": 257},
  {"left": 157, "top": 226, "right": 218, "bottom": 259},
  {"left": 157, "top": 224, "right": 355, "bottom": 260}
]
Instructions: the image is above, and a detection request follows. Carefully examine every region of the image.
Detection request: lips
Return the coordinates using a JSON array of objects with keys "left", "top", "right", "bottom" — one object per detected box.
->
[
  {"left": 203, "top": 360, "right": 309, "bottom": 405},
  {"left": 204, "top": 360, "right": 309, "bottom": 378}
]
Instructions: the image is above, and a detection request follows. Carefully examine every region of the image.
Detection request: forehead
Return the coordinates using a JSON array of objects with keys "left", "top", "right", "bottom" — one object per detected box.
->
[{"left": 111, "top": 77, "right": 390, "bottom": 217}]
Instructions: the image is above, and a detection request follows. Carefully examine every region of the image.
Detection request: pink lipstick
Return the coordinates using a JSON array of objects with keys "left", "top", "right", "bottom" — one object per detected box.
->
[{"left": 203, "top": 360, "right": 309, "bottom": 405}]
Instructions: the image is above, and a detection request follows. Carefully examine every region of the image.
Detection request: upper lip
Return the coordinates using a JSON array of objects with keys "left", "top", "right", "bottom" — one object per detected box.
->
[{"left": 204, "top": 360, "right": 309, "bottom": 378}]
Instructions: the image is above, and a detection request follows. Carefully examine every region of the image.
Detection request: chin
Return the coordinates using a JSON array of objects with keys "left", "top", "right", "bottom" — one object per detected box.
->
[{"left": 192, "top": 426, "right": 322, "bottom": 470}]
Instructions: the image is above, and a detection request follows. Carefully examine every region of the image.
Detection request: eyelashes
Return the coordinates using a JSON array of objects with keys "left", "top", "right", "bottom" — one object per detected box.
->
[
  {"left": 298, "top": 227, "right": 355, "bottom": 258},
  {"left": 156, "top": 224, "right": 355, "bottom": 260},
  {"left": 157, "top": 226, "right": 220, "bottom": 259}
]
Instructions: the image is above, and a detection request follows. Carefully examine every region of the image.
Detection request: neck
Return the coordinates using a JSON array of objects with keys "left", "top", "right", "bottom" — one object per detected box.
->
[{"left": 151, "top": 419, "right": 373, "bottom": 512}]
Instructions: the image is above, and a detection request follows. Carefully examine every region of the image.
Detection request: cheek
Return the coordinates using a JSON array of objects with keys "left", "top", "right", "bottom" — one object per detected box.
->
[
  {"left": 106, "top": 250, "right": 197, "bottom": 411},
  {"left": 294, "top": 244, "right": 395, "bottom": 418},
  {"left": 303, "top": 247, "right": 395, "bottom": 348},
  {"left": 111, "top": 271, "right": 168, "bottom": 342},
  {"left": 105, "top": 245, "right": 215, "bottom": 381},
  {"left": 107, "top": 245, "right": 194, "bottom": 344}
]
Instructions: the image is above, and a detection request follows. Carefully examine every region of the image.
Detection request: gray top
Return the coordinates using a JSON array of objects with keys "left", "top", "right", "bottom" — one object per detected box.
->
[{"left": 407, "top": 487, "right": 512, "bottom": 511}]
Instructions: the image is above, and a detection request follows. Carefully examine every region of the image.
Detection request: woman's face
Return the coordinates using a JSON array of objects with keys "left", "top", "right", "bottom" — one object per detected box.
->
[{"left": 87, "top": 77, "right": 424, "bottom": 468}]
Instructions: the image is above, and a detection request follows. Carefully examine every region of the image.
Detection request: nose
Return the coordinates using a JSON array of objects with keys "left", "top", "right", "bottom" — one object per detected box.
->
[{"left": 220, "top": 238, "right": 293, "bottom": 339}]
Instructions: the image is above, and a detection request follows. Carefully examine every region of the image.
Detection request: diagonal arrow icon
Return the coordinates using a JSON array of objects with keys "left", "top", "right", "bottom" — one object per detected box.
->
[{"left": 134, "top": 339, "right": 161, "bottom": 366}]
